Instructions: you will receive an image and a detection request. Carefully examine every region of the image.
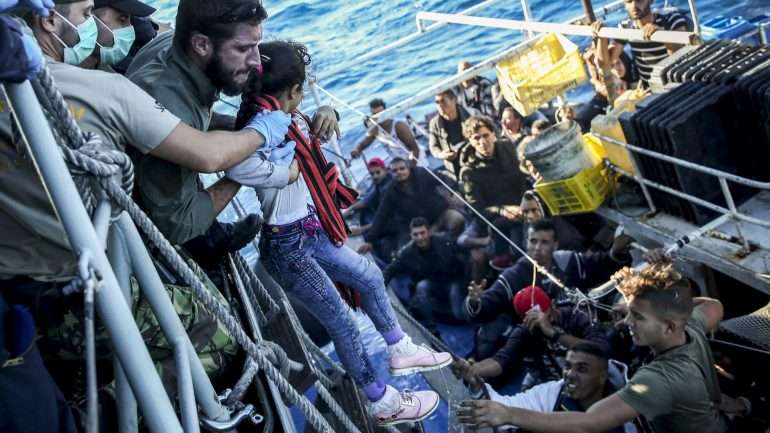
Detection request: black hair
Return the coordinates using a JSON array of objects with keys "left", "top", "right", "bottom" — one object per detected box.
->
[
  {"left": 438, "top": 88, "right": 456, "bottom": 99},
  {"left": 410, "top": 217, "right": 429, "bottom": 229},
  {"left": 529, "top": 218, "right": 558, "bottom": 240},
  {"left": 617, "top": 51, "right": 636, "bottom": 85},
  {"left": 502, "top": 106, "right": 524, "bottom": 121},
  {"left": 175, "top": 0, "right": 267, "bottom": 49},
  {"left": 569, "top": 341, "right": 609, "bottom": 362},
  {"left": 523, "top": 190, "right": 538, "bottom": 201},
  {"left": 369, "top": 98, "right": 386, "bottom": 110},
  {"left": 236, "top": 40, "right": 311, "bottom": 129},
  {"left": 390, "top": 157, "right": 408, "bottom": 166}
]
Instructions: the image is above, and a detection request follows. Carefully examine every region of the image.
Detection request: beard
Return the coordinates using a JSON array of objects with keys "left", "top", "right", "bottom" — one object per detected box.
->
[{"left": 204, "top": 53, "right": 247, "bottom": 97}]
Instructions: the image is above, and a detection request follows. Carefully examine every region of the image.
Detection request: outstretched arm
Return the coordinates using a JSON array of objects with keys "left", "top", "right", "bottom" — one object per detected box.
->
[{"left": 458, "top": 393, "right": 638, "bottom": 433}]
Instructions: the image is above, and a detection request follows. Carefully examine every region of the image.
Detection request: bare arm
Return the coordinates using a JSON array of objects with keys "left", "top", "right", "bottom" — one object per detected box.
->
[
  {"left": 207, "top": 177, "right": 242, "bottom": 217},
  {"left": 351, "top": 127, "right": 378, "bottom": 158},
  {"left": 693, "top": 297, "right": 724, "bottom": 332},
  {"left": 472, "top": 358, "right": 503, "bottom": 379},
  {"left": 151, "top": 123, "right": 265, "bottom": 173},
  {"left": 459, "top": 393, "right": 638, "bottom": 433},
  {"left": 395, "top": 121, "right": 420, "bottom": 156}
]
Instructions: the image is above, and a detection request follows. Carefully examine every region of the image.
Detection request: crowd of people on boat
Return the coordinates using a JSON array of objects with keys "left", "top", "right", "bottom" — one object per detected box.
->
[{"left": 0, "top": 0, "right": 766, "bottom": 432}]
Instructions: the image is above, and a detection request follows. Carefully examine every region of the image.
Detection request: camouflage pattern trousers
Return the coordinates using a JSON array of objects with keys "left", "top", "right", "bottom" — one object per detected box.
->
[{"left": 42, "top": 260, "right": 238, "bottom": 396}]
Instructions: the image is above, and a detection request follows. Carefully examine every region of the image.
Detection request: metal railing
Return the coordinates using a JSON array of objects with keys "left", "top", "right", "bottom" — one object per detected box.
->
[
  {"left": 414, "top": 11, "right": 699, "bottom": 45},
  {"left": 592, "top": 132, "right": 770, "bottom": 254},
  {"left": 364, "top": 0, "right": 627, "bottom": 124}
]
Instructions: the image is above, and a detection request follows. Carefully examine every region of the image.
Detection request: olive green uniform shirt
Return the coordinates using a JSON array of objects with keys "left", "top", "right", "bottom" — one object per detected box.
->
[
  {"left": 127, "top": 31, "right": 219, "bottom": 245},
  {"left": 617, "top": 309, "right": 728, "bottom": 433},
  {"left": 0, "top": 60, "right": 181, "bottom": 281}
]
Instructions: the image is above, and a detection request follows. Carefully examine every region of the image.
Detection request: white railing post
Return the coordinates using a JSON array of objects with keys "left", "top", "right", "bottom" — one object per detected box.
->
[
  {"left": 308, "top": 82, "right": 356, "bottom": 186},
  {"left": 520, "top": 0, "right": 535, "bottom": 39},
  {"left": 687, "top": 0, "right": 702, "bottom": 36}
]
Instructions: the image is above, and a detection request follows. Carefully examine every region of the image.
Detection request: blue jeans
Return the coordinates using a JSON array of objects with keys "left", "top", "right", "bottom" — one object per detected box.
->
[
  {"left": 260, "top": 217, "right": 403, "bottom": 393},
  {"left": 412, "top": 278, "right": 468, "bottom": 331}
]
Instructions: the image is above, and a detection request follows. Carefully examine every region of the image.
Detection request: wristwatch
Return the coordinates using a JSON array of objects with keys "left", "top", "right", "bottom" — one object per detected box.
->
[{"left": 549, "top": 326, "right": 565, "bottom": 343}]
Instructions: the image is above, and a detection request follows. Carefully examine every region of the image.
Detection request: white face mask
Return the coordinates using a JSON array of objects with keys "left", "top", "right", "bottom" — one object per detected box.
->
[
  {"left": 52, "top": 11, "right": 98, "bottom": 65},
  {"left": 94, "top": 16, "right": 135, "bottom": 65}
]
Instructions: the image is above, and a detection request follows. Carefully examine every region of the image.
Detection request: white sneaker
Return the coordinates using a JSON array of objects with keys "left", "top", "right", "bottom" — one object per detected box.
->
[
  {"left": 370, "top": 385, "right": 440, "bottom": 426},
  {"left": 388, "top": 335, "right": 453, "bottom": 376}
]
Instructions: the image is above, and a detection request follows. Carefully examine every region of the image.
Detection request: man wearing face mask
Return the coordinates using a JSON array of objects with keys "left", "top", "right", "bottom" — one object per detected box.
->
[
  {"left": 3, "top": 0, "right": 294, "bottom": 409},
  {"left": 88, "top": 0, "right": 155, "bottom": 69}
]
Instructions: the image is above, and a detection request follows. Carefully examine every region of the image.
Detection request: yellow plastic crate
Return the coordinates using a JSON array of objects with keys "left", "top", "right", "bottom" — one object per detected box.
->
[
  {"left": 496, "top": 33, "right": 588, "bottom": 117},
  {"left": 535, "top": 163, "right": 612, "bottom": 216}
]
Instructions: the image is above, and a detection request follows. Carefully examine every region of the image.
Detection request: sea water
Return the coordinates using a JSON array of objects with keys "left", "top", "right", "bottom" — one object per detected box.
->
[{"left": 143, "top": 1, "right": 766, "bottom": 431}]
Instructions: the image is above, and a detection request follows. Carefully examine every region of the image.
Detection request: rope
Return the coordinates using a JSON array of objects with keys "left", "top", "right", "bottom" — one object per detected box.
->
[
  {"left": 232, "top": 252, "right": 280, "bottom": 325},
  {"left": 225, "top": 359, "right": 260, "bottom": 407},
  {"left": 315, "top": 382, "right": 365, "bottom": 433},
  {"left": 313, "top": 82, "right": 576, "bottom": 294},
  {"left": 29, "top": 67, "right": 134, "bottom": 215},
  {"left": 29, "top": 68, "right": 339, "bottom": 433}
]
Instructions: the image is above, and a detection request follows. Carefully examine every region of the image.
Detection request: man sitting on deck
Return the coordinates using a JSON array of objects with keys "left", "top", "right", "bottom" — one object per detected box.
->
[
  {"left": 428, "top": 88, "right": 471, "bottom": 182},
  {"left": 458, "top": 259, "right": 730, "bottom": 433},
  {"left": 454, "top": 285, "right": 608, "bottom": 390},
  {"left": 359, "top": 157, "right": 465, "bottom": 254},
  {"left": 465, "top": 220, "right": 631, "bottom": 359},
  {"left": 455, "top": 60, "right": 497, "bottom": 119},
  {"left": 383, "top": 217, "right": 468, "bottom": 334},
  {"left": 350, "top": 98, "right": 424, "bottom": 165},
  {"left": 457, "top": 115, "right": 528, "bottom": 272}
]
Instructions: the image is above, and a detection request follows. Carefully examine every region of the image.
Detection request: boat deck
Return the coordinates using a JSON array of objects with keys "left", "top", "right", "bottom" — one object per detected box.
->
[{"left": 598, "top": 191, "right": 770, "bottom": 296}]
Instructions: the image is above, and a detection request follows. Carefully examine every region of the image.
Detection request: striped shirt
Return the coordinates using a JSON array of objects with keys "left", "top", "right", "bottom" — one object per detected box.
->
[{"left": 619, "top": 10, "right": 689, "bottom": 86}]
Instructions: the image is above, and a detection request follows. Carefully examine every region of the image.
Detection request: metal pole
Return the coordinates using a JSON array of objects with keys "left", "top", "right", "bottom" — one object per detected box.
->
[
  {"left": 83, "top": 252, "right": 99, "bottom": 433},
  {"left": 174, "top": 338, "right": 201, "bottom": 433},
  {"left": 3, "top": 81, "right": 183, "bottom": 433},
  {"left": 593, "top": 133, "right": 770, "bottom": 189},
  {"left": 687, "top": 0, "right": 702, "bottom": 36},
  {"left": 610, "top": 164, "right": 770, "bottom": 229},
  {"left": 92, "top": 198, "right": 112, "bottom": 247},
  {"left": 308, "top": 82, "right": 355, "bottom": 186},
  {"left": 520, "top": 0, "right": 535, "bottom": 39},
  {"left": 107, "top": 224, "right": 139, "bottom": 433},
  {"left": 718, "top": 178, "right": 751, "bottom": 253},
  {"left": 415, "top": 11, "right": 698, "bottom": 45},
  {"left": 115, "top": 214, "right": 232, "bottom": 424},
  {"left": 316, "top": 0, "right": 507, "bottom": 81}
]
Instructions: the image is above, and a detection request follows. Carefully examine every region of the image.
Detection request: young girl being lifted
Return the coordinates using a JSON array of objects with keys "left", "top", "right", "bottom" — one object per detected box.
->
[{"left": 226, "top": 40, "right": 451, "bottom": 426}]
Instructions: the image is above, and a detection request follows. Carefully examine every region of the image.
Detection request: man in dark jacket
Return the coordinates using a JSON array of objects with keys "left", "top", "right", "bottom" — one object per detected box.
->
[
  {"left": 455, "top": 61, "right": 497, "bottom": 119},
  {"left": 458, "top": 115, "right": 528, "bottom": 271},
  {"left": 465, "top": 219, "right": 632, "bottom": 358},
  {"left": 361, "top": 157, "right": 465, "bottom": 253},
  {"left": 384, "top": 218, "right": 468, "bottom": 333},
  {"left": 454, "top": 286, "right": 608, "bottom": 390},
  {"left": 428, "top": 89, "right": 471, "bottom": 181}
]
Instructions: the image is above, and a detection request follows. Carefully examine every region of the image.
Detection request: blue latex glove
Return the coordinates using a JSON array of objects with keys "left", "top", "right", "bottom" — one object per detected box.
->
[
  {"left": 20, "top": 33, "right": 43, "bottom": 80},
  {"left": 0, "top": 0, "right": 54, "bottom": 15},
  {"left": 268, "top": 140, "right": 296, "bottom": 167},
  {"left": 244, "top": 110, "right": 291, "bottom": 150}
]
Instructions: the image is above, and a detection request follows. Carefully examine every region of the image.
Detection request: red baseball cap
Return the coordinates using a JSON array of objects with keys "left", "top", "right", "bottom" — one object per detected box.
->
[
  {"left": 368, "top": 157, "right": 386, "bottom": 168},
  {"left": 513, "top": 285, "right": 552, "bottom": 319}
]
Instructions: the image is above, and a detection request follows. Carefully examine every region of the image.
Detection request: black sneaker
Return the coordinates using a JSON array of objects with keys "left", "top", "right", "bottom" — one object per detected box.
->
[{"left": 221, "top": 214, "right": 262, "bottom": 252}]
